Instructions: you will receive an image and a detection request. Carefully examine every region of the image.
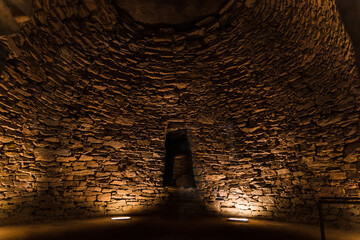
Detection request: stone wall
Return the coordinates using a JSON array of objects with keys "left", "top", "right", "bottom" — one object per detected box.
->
[{"left": 0, "top": 0, "right": 359, "bottom": 229}]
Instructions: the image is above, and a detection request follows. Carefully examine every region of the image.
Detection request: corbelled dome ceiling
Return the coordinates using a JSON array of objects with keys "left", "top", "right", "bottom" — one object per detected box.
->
[
  {"left": 114, "top": 0, "right": 229, "bottom": 24},
  {"left": 0, "top": 0, "right": 359, "bottom": 232}
]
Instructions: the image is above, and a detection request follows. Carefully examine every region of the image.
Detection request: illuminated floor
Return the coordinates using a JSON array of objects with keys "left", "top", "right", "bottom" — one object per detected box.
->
[{"left": 0, "top": 217, "right": 359, "bottom": 240}]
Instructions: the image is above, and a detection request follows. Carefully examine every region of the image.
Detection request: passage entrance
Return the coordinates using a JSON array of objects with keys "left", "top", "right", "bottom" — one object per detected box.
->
[{"left": 163, "top": 122, "right": 195, "bottom": 188}]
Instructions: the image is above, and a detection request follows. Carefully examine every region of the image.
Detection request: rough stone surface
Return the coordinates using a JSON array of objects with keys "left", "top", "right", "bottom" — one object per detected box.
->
[
  {"left": 0, "top": 0, "right": 358, "bottom": 230},
  {"left": 114, "top": 0, "right": 228, "bottom": 24}
]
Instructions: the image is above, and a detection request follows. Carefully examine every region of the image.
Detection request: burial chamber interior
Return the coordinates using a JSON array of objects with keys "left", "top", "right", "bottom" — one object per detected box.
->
[{"left": 0, "top": 0, "right": 360, "bottom": 239}]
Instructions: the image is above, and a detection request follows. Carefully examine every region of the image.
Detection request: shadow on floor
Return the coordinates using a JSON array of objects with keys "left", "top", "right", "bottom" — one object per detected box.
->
[{"left": 17, "top": 217, "right": 319, "bottom": 240}]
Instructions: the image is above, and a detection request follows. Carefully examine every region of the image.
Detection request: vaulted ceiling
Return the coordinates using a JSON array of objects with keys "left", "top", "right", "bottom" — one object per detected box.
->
[
  {"left": 0, "top": 0, "right": 359, "bottom": 226},
  {"left": 113, "top": 0, "right": 228, "bottom": 24}
]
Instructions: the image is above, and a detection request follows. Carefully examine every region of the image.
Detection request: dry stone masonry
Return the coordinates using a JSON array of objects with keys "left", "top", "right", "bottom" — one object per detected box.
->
[{"left": 0, "top": 0, "right": 359, "bottom": 230}]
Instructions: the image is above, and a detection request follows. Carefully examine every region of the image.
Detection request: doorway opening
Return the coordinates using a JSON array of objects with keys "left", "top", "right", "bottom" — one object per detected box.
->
[{"left": 163, "top": 122, "right": 195, "bottom": 188}]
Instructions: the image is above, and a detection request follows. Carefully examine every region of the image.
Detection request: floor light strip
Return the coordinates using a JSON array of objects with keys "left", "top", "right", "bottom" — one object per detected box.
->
[
  {"left": 111, "top": 216, "right": 131, "bottom": 220},
  {"left": 228, "top": 218, "right": 249, "bottom": 222}
]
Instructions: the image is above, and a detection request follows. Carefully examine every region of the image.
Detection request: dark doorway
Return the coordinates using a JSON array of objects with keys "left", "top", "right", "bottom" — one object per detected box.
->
[{"left": 163, "top": 122, "right": 195, "bottom": 188}]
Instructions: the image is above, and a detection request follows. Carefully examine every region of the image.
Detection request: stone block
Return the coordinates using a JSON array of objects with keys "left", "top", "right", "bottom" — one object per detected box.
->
[
  {"left": 79, "top": 155, "right": 93, "bottom": 161},
  {"left": 97, "top": 193, "right": 111, "bottom": 202},
  {"left": 0, "top": 136, "right": 14, "bottom": 143},
  {"left": 104, "top": 141, "right": 125, "bottom": 149},
  {"left": 276, "top": 169, "right": 291, "bottom": 175},
  {"left": 330, "top": 172, "right": 347, "bottom": 180}
]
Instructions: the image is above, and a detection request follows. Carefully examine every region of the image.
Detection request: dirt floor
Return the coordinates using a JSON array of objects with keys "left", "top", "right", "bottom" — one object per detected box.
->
[{"left": 0, "top": 216, "right": 359, "bottom": 240}]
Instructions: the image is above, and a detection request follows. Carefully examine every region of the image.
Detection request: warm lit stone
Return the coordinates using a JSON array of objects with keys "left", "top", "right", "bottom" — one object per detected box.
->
[
  {"left": 79, "top": 155, "right": 93, "bottom": 161},
  {"left": 97, "top": 193, "right": 111, "bottom": 202},
  {"left": 104, "top": 141, "right": 126, "bottom": 149},
  {"left": 0, "top": 136, "right": 14, "bottom": 143},
  {"left": 0, "top": 0, "right": 358, "bottom": 231}
]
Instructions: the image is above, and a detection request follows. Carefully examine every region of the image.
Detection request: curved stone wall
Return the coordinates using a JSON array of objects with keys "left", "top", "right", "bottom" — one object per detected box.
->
[{"left": 0, "top": 0, "right": 359, "bottom": 228}]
